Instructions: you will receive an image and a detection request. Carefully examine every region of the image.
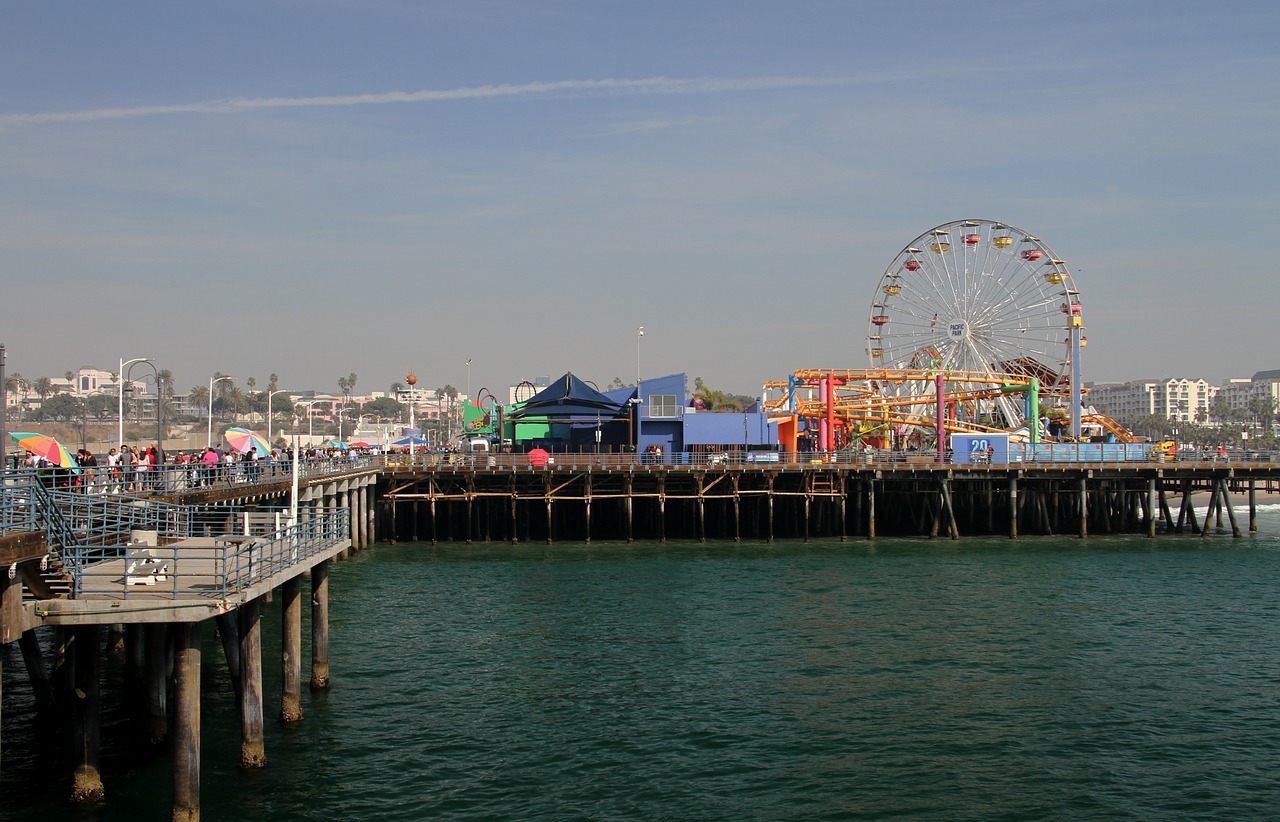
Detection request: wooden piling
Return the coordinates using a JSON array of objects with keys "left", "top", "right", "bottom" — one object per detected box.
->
[
  {"left": 19, "top": 630, "right": 55, "bottom": 712},
  {"left": 238, "top": 598, "right": 266, "bottom": 768},
  {"left": 281, "top": 576, "right": 303, "bottom": 722},
  {"left": 173, "top": 621, "right": 202, "bottom": 822},
  {"left": 214, "top": 612, "right": 241, "bottom": 700},
  {"left": 145, "top": 623, "right": 170, "bottom": 746},
  {"left": 310, "top": 560, "right": 331, "bottom": 690},
  {"left": 1008, "top": 476, "right": 1018, "bottom": 540},
  {"left": 71, "top": 624, "right": 104, "bottom": 803}
]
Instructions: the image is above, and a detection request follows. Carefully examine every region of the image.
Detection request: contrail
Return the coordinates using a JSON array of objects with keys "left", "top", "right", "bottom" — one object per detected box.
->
[{"left": 0, "top": 75, "right": 860, "bottom": 130}]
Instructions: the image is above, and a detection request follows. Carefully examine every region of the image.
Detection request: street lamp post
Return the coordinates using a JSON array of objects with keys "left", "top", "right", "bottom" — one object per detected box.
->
[
  {"left": 636, "top": 327, "right": 644, "bottom": 386},
  {"left": 295, "top": 400, "right": 321, "bottom": 447},
  {"left": 207, "top": 375, "right": 233, "bottom": 449},
  {"left": 466, "top": 359, "right": 472, "bottom": 405},
  {"left": 126, "top": 360, "right": 163, "bottom": 463},
  {"left": 266, "top": 390, "right": 290, "bottom": 449},
  {"left": 80, "top": 391, "right": 107, "bottom": 451},
  {"left": 118, "top": 357, "right": 151, "bottom": 448}
]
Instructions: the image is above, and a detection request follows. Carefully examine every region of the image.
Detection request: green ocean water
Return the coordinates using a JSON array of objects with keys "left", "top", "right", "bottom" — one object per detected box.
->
[{"left": 5, "top": 507, "right": 1280, "bottom": 820}]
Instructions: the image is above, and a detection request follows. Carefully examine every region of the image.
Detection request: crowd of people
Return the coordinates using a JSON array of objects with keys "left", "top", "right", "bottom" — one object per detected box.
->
[{"left": 12, "top": 443, "right": 370, "bottom": 493}]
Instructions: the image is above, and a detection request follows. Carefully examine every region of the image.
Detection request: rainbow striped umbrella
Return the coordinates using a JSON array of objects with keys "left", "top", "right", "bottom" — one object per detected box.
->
[
  {"left": 9, "top": 432, "right": 80, "bottom": 468},
  {"left": 224, "top": 427, "right": 270, "bottom": 457}
]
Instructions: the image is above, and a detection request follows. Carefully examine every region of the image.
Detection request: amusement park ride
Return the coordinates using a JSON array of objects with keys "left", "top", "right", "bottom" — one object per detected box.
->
[{"left": 765, "top": 219, "right": 1132, "bottom": 454}]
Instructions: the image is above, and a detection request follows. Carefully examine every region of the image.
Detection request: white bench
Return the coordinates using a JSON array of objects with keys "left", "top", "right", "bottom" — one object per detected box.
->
[{"left": 125, "top": 543, "right": 169, "bottom": 586}]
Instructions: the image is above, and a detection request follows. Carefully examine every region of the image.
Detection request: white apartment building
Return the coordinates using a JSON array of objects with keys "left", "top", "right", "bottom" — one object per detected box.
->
[{"left": 1086, "top": 378, "right": 1216, "bottom": 424}]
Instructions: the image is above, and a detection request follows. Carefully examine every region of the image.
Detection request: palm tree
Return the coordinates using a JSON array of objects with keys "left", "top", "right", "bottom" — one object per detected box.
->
[
  {"left": 267, "top": 373, "right": 279, "bottom": 393},
  {"left": 5, "top": 372, "right": 30, "bottom": 401},
  {"left": 188, "top": 385, "right": 209, "bottom": 419},
  {"left": 33, "top": 376, "right": 54, "bottom": 402},
  {"left": 389, "top": 381, "right": 404, "bottom": 396}
]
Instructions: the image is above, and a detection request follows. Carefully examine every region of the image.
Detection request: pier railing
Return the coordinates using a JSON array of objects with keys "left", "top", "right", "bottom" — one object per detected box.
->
[
  {"left": 55, "top": 455, "right": 380, "bottom": 495},
  {"left": 379, "top": 448, "right": 1280, "bottom": 471},
  {"left": 70, "top": 506, "right": 350, "bottom": 600}
]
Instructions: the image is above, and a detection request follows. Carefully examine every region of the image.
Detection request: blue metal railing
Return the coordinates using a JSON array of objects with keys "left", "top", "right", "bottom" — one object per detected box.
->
[{"left": 71, "top": 507, "right": 350, "bottom": 600}]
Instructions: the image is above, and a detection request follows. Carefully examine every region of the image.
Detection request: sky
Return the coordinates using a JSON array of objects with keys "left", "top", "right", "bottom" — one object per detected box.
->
[{"left": 3, "top": 0, "right": 1278, "bottom": 400}]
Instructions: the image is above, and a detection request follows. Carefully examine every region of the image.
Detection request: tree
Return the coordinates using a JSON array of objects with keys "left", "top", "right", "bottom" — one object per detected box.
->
[
  {"left": 85, "top": 393, "right": 113, "bottom": 421},
  {"left": 33, "top": 376, "right": 54, "bottom": 401},
  {"left": 246, "top": 376, "right": 257, "bottom": 392},
  {"left": 5, "top": 372, "right": 29, "bottom": 401},
  {"left": 691, "top": 377, "right": 746, "bottom": 413},
  {"left": 389, "top": 381, "right": 404, "bottom": 396},
  {"left": 188, "top": 385, "right": 209, "bottom": 419},
  {"left": 267, "top": 373, "right": 279, "bottom": 393},
  {"left": 36, "top": 393, "right": 83, "bottom": 421},
  {"left": 363, "top": 396, "right": 404, "bottom": 421},
  {"left": 1210, "top": 396, "right": 1232, "bottom": 424}
]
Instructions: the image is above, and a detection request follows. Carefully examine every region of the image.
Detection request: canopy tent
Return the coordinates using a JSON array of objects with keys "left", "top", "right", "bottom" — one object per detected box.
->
[{"left": 506, "top": 373, "right": 625, "bottom": 420}]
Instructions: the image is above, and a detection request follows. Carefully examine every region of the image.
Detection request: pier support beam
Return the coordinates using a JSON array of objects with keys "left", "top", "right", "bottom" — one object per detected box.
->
[
  {"left": 311, "top": 559, "right": 331, "bottom": 690},
  {"left": 1249, "top": 479, "right": 1258, "bottom": 533},
  {"left": 71, "top": 624, "right": 104, "bottom": 803},
  {"left": 214, "top": 612, "right": 241, "bottom": 701},
  {"left": 173, "top": 621, "right": 202, "bottom": 822},
  {"left": 1079, "top": 477, "right": 1088, "bottom": 539},
  {"left": 281, "top": 576, "right": 303, "bottom": 722},
  {"left": 1008, "top": 476, "right": 1018, "bottom": 540},
  {"left": 238, "top": 597, "right": 266, "bottom": 768},
  {"left": 145, "top": 623, "right": 170, "bottom": 746},
  {"left": 19, "top": 630, "right": 55, "bottom": 712},
  {"left": 867, "top": 478, "right": 876, "bottom": 541},
  {"left": 1144, "top": 478, "right": 1156, "bottom": 538}
]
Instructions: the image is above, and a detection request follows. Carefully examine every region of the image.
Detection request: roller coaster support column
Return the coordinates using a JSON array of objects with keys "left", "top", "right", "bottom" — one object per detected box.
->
[
  {"left": 1070, "top": 320, "right": 1083, "bottom": 441},
  {"left": 1000, "top": 378, "right": 1040, "bottom": 445},
  {"left": 818, "top": 376, "right": 829, "bottom": 452},
  {"left": 826, "top": 373, "right": 837, "bottom": 453},
  {"left": 936, "top": 374, "right": 945, "bottom": 464}
]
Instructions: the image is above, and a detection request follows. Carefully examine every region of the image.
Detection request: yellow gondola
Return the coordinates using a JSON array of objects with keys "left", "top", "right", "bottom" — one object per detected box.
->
[
  {"left": 931, "top": 242, "right": 951, "bottom": 253},
  {"left": 993, "top": 235, "right": 1013, "bottom": 247}
]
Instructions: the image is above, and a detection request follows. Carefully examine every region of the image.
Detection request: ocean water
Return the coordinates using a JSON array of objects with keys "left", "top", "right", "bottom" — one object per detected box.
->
[{"left": 5, "top": 506, "right": 1280, "bottom": 820}]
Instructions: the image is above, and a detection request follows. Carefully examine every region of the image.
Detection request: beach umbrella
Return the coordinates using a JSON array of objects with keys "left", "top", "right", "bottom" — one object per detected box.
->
[
  {"left": 9, "top": 431, "right": 80, "bottom": 468},
  {"left": 224, "top": 427, "right": 270, "bottom": 457},
  {"left": 323, "top": 440, "right": 349, "bottom": 450},
  {"left": 348, "top": 441, "right": 372, "bottom": 449},
  {"left": 527, "top": 447, "right": 550, "bottom": 467},
  {"left": 392, "top": 436, "right": 427, "bottom": 447}
]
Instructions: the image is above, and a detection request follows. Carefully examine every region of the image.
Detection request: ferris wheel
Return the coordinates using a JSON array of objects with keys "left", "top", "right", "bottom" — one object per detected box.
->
[{"left": 866, "top": 219, "right": 1082, "bottom": 431}]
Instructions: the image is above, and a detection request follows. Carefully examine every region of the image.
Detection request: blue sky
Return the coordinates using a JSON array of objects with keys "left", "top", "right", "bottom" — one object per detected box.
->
[{"left": 3, "top": 0, "right": 1277, "bottom": 399}]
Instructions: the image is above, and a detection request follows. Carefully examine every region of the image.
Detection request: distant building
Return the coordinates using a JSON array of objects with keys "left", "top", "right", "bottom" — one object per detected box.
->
[{"left": 1087, "top": 378, "right": 1216, "bottom": 424}]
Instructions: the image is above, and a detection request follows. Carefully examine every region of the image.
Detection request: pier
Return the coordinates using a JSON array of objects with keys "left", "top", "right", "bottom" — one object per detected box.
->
[{"left": 1, "top": 453, "right": 1277, "bottom": 818}]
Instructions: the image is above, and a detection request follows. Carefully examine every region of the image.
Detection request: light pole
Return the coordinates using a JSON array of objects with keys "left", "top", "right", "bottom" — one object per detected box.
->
[
  {"left": 126, "top": 360, "right": 163, "bottom": 462},
  {"left": 406, "top": 372, "right": 418, "bottom": 435},
  {"left": 466, "top": 359, "right": 472, "bottom": 405},
  {"left": 636, "top": 327, "right": 644, "bottom": 386},
  {"left": 266, "top": 390, "right": 290, "bottom": 448},
  {"left": 80, "top": 391, "right": 107, "bottom": 451},
  {"left": 296, "top": 400, "right": 321, "bottom": 447},
  {"left": 207, "top": 375, "right": 233, "bottom": 449},
  {"left": 118, "top": 356, "right": 151, "bottom": 448}
]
